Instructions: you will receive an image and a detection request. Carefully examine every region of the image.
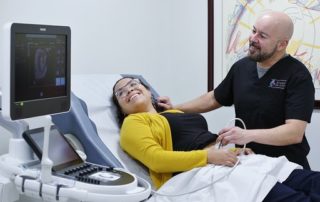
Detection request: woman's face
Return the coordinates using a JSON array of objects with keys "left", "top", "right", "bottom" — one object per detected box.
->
[{"left": 114, "top": 78, "right": 154, "bottom": 114}]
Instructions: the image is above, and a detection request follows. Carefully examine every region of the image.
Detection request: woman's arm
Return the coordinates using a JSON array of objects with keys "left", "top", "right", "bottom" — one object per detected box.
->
[
  {"left": 120, "top": 114, "right": 239, "bottom": 173},
  {"left": 120, "top": 114, "right": 207, "bottom": 173}
]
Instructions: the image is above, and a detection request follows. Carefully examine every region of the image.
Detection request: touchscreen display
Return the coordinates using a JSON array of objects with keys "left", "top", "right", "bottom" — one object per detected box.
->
[{"left": 23, "top": 126, "right": 83, "bottom": 171}]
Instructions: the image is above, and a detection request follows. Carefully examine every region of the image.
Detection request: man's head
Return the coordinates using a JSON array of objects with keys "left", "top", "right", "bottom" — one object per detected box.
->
[{"left": 248, "top": 11, "right": 294, "bottom": 66}]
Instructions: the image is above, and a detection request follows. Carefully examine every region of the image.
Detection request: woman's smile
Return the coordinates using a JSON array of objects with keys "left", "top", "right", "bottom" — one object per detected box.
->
[{"left": 126, "top": 90, "right": 142, "bottom": 102}]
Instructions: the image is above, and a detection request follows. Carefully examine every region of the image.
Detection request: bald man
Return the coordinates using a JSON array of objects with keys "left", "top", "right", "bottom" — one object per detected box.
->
[{"left": 158, "top": 11, "right": 315, "bottom": 169}]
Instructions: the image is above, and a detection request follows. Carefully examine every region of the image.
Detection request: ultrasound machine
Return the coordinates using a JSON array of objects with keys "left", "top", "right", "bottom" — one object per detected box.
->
[{"left": 0, "top": 23, "right": 151, "bottom": 202}]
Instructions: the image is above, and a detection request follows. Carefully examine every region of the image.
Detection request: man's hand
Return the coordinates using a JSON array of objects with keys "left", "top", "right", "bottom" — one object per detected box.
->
[
  {"left": 217, "top": 126, "right": 249, "bottom": 145},
  {"left": 157, "top": 96, "right": 173, "bottom": 110}
]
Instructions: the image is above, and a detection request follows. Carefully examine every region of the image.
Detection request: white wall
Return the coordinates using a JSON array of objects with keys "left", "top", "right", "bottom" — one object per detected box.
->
[
  {"left": 0, "top": 0, "right": 319, "bottom": 172},
  {"left": 305, "top": 111, "right": 320, "bottom": 170}
]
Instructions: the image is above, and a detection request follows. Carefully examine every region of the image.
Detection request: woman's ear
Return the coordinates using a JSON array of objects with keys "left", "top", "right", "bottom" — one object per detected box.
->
[{"left": 151, "top": 94, "right": 157, "bottom": 106}]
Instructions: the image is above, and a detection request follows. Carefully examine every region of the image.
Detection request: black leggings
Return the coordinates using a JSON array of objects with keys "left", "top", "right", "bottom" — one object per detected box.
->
[{"left": 263, "top": 169, "right": 320, "bottom": 202}]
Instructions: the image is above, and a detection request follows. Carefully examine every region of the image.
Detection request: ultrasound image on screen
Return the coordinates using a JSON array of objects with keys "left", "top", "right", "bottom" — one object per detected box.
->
[
  {"left": 34, "top": 48, "right": 48, "bottom": 80},
  {"left": 29, "top": 127, "right": 82, "bottom": 170},
  {"left": 14, "top": 33, "right": 67, "bottom": 102}
]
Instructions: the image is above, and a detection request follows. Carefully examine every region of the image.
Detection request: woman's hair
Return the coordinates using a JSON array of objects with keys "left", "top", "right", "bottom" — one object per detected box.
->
[{"left": 111, "top": 77, "right": 164, "bottom": 126}]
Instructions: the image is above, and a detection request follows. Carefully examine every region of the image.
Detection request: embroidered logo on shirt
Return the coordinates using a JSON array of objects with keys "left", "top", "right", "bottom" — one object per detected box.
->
[{"left": 268, "top": 79, "right": 286, "bottom": 89}]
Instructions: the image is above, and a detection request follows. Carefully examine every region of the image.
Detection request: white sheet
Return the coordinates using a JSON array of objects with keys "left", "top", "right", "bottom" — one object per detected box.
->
[{"left": 149, "top": 154, "right": 301, "bottom": 202}]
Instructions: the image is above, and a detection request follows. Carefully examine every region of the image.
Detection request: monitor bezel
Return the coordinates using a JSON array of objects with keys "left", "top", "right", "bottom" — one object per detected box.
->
[{"left": 9, "top": 23, "right": 71, "bottom": 120}]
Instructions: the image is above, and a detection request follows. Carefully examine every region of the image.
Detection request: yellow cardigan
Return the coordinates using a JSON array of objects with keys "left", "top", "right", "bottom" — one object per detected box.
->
[{"left": 119, "top": 110, "right": 208, "bottom": 189}]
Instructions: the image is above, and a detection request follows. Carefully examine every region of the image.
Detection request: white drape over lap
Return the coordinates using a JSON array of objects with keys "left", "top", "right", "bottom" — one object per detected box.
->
[{"left": 149, "top": 154, "right": 301, "bottom": 202}]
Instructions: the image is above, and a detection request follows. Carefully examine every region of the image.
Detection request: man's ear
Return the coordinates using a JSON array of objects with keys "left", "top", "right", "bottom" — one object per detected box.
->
[{"left": 278, "top": 39, "right": 288, "bottom": 51}]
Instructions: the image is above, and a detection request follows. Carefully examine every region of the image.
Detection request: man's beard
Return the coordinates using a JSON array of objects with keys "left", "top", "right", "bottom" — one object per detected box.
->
[{"left": 248, "top": 41, "right": 277, "bottom": 62}]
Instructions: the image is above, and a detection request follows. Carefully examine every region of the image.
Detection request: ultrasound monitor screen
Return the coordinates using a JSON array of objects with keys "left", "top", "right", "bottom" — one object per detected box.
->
[
  {"left": 8, "top": 23, "right": 71, "bottom": 120},
  {"left": 14, "top": 34, "right": 67, "bottom": 102}
]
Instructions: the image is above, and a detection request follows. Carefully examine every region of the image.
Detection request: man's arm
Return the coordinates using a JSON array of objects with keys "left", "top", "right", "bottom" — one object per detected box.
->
[
  {"left": 174, "top": 91, "right": 222, "bottom": 113},
  {"left": 217, "top": 119, "right": 307, "bottom": 146}
]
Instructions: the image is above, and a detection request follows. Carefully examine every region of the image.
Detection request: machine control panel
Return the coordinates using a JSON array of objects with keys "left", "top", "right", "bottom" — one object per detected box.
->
[{"left": 56, "top": 163, "right": 135, "bottom": 185}]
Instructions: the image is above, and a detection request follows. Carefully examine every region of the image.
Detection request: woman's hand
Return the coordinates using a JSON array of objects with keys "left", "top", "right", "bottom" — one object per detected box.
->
[
  {"left": 230, "top": 147, "right": 255, "bottom": 155},
  {"left": 206, "top": 146, "right": 239, "bottom": 167},
  {"left": 157, "top": 96, "right": 173, "bottom": 110},
  {"left": 241, "top": 148, "right": 254, "bottom": 155}
]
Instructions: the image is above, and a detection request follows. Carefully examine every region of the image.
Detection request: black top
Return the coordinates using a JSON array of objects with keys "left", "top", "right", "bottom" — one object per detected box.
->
[
  {"left": 161, "top": 112, "right": 217, "bottom": 151},
  {"left": 214, "top": 55, "right": 315, "bottom": 169}
]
